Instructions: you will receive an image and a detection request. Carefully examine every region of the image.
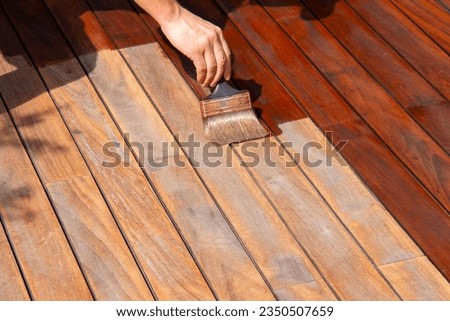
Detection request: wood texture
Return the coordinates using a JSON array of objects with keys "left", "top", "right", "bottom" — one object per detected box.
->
[
  {"left": 0, "top": 104, "right": 30, "bottom": 301},
  {"left": 46, "top": 176, "right": 154, "bottom": 300},
  {"left": 392, "top": 0, "right": 450, "bottom": 54},
  {"left": 299, "top": 0, "right": 450, "bottom": 153},
  {"left": 46, "top": 0, "right": 274, "bottom": 300},
  {"left": 346, "top": 0, "right": 450, "bottom": 102},
  {"left": 159, "top": 1, "right": 448, "bottom": 297},
  {"left": 0, "top": 91, "right": 92, "bottom": 300},
  {"left": 88, "top": 0, "right": 343, "bottom": 300},
  {"left": 3, "top": 0, "right": 213, "bottom": 300},
  {"left": 211, "top": 0, "right": 450, "bottom": 280},
  {"left": 380, "top": 256, "right": 450, "bottom": 300},
  {"left": 262, "top": 0, "right": 450, "bottom": 212},
  {"left": 1, "top": 12, "right": 154, "bottom": 300}
]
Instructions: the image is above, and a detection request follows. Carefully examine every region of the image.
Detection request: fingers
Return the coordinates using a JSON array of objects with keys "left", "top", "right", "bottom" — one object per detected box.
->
[
  {"left": 193, "top": 28, "right": 232, "bottom": 87},
  {"left": 219, "top": 32, "right": 232, "bottom": 81}
]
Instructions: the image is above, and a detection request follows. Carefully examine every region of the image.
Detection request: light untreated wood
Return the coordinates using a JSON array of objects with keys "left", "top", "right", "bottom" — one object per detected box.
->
[
  {"left": 46, "top": 0, "right": 274, "bottom": 300},
  {"left": 380, "top": 256, "right": 450, "bottom": 300},
  {"left": 211, "top": 0, "right": 450, "bottom": 280},
  {"left": 0, "top": 106, "right": 30, "bottom": 301},
  {"left": 3, "top": 0, "right": 213, "bottom": 300},
  {"left": 0, "top": 89, "right": 92, "bottom": 300},
  {"left": 88, "top": 0, "right": 342, "bottom": 300},
  {"left": 46, "top": 176, "right": 154, "bottom": 300},
  {"left": 392, "top": 0, "right": 450, "bottom": 54}
]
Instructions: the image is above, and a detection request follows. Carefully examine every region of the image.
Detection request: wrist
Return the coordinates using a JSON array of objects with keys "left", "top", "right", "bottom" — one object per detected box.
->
[{"left": 136, "top": 1, "right": 182, "bottom": 26}]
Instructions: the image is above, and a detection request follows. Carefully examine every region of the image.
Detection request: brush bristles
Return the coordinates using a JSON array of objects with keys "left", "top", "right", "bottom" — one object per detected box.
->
[{"left": 204, "top": 109, "right": 269, "bottom": 145}]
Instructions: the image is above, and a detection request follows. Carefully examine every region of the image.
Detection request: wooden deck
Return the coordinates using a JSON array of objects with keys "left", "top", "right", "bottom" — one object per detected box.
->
[{"left": 0, "top": 0, "right": 449, "bottom": 300}]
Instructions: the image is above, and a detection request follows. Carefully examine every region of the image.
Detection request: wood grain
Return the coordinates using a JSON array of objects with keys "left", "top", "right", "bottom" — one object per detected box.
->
[
  {"left": 45, "top": 0, "right": 274, "bottom": 300},
  {"left": 299, "top": 0, "right": 450, "bottom": 153},
  {"left": 86, "top": 0, "right": 342, "bottom": 300},
  {"left": 262, "top": 0, "right": 450, "bottom": 212},
  {"left": 392, "top": 0, "right": 450, "bottom": 54},
  {"left": 46, "top": 176, "right": 154, "bottom": 300},
  {"left": 346, "top": 0, "right": 450, "bottom": 102},
  {"left": 211, "top": 0, "right": 450, "bottom": 280},
  {"left": 0, "top": 110, "right": 30, "bottom": 301},
  {"left": 0, "top": 92, "right": 92, "bottom": 300},
  {"left": 380, "top": 256, "right": 450, "bottom": 300},
  {"left": 3, "top": 0, "right": 213, "bottom": 300}
]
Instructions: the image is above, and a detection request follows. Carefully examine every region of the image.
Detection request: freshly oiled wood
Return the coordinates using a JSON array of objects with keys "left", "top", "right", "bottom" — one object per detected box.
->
[
  {"left": 90, "top": 0, "right": 338, "bottom": 301},
  {"left": 346, "top": 0, "right": 450, "bottom": 102},
  {"left": 46, "top": 176, "right": 153, "bottom": 300},
  {"left": 380, "top": 257, "right": 450, "bottom": 300},
  {"left": 392, "top": 0, "right": 450, "bottom": 54},
  {"left": 0, "top": 13, "right": 154, "bottom": 301},
  {"left": 170, "top": 0, "right": 433, "bottom": 270},
  {"left": 212, "top": 0, "right": 450, "bottom": 279},
  {"left": 3, "top": 0, "right": 213, "bottom": 300},
  {"left": 262, "top": 0, "right": 450, "bottom": 211},
  {"left": 0, "top": 98, "right": 91, "bottom": 300},
  {"left": 298, "top": 0, "right": 450, "bottom": 153},
  {"left": 45, "top": 0, "right": 274, "bottom": 300}
]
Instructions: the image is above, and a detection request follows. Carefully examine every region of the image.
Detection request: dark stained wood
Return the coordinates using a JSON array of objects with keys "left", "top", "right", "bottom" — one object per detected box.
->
[
  {"left": 45, "top": 0, "right": 275, "bottom": 300},
  {"left": 138, "top": 0, "right": 440, "bottom": 299},
  {"left": 346, "top": 0, "right": 450, "bottom": 102},
  {"left": 0, "top": 89, "right": 92, "bottom": 300},
  {"left": 392, "top": 0, "right": 450, "bottom": 54},
  {"left": 298, "top": 0, "right": 450, "bottom": 153},
  {"left": 206, "top": 0, "right": 450, "bottom": 279},
  {"left": 261, "top": 0, "right": 450, "bottom": 212},
  {"left": 2, "top": 0, "right": 214, "bottom": 300}
]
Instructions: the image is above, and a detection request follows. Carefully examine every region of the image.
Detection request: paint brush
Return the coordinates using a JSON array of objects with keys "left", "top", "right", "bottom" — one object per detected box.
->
[{"left": 201, "top": 80, "right": 268, "bottom": 145}]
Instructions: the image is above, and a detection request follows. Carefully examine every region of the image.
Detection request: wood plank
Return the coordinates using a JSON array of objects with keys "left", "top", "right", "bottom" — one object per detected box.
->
[
  {"left": 87, "top": 0, "right": 343, "bottom": 300},
  {"left": 2, "top": 0, "right": 213, "bottom": 300},
  {"left": 380, "top": 257, "right": 450, "bottom": 300},
  {"left": 262, "top": 0, "right": 450, "bottom": 211},
  {"left": 299, "top": 0, "right": 450, "bottom": 153},
  {"left": 46, "top": 176, "right": 154, "bottom": 300},
  {"left": 210, "top": 0, "right": 450, "bottom": 280},
  {"left": 44, "top": 0, "right": 274, "bottom": 300},
  {"left": 392, "top": 0, "right": 450, "bottom": 54},
  {"left": 0, "top": 138, "right": 30, "bottom": 301},
  {"left": 0, "top": 93, "right": 92, "bottom": 300},
  {"left": 0, "top": 11, "right": 154, "bottom": 301},
  {"left": 346, "top": 0, "right": 450, "bottom": 102},
  {"left": 155, "top": 0, "right": 446, "bottom": 298}
]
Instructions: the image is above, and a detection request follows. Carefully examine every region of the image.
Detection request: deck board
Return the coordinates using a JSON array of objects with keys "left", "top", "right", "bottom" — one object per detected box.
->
[
  {"left": 2, "top": 0, "right": 214, "bottom": 300},
  {"left": 0, "top": 0, "right": 448, "bottom": 300},
  {"left": 47, "top": 0, "right": 274, "bottom": 300}
]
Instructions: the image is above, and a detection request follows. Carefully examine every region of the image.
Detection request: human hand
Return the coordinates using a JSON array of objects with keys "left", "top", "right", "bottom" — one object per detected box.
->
[{"left": 159, "top": 6, "right": 232, "bottom": 87}]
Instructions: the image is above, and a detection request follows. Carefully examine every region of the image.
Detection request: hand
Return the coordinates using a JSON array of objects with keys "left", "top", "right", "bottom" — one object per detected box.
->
[{"left": 159, "top": 7, "right": 232, "bottom": 87}]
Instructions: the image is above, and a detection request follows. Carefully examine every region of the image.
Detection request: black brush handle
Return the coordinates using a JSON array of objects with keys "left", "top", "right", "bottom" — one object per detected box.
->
[{"left": 207, "top": 80, "right": 246, "bottom": 99}]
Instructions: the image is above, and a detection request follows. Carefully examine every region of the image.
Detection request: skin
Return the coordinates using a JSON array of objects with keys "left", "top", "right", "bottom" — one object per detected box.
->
[{"left": 134, "top": 0, "right": 232, "bottom": 87}]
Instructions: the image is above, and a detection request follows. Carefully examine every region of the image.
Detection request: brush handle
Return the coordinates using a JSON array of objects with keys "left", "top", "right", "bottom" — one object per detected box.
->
[{"left": 207, "top": 80, "right": 246, "bottom": 99}]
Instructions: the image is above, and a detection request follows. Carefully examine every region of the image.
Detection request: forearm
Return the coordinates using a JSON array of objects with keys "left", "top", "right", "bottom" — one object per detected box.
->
[{"left": 134, "top": 0, "right": 181, "bottom": 26}]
